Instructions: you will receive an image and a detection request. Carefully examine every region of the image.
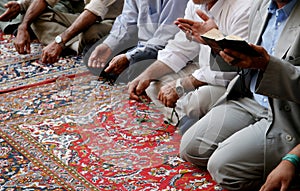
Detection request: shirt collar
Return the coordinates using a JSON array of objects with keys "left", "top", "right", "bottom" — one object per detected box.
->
[{"left": 268, "top": 0, "right": 297, "bottom": 19}]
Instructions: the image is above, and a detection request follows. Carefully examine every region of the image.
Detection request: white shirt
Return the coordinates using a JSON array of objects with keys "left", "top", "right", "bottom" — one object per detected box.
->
[
  {"left": 103, "top": 0, "right": 189, "bottom": 60},
  {"left": 158, "top": 0, "right": 252, "bottom": 86}
]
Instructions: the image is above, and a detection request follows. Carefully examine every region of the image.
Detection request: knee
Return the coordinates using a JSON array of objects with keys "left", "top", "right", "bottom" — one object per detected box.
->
[
  {"left": 207, "top": 152, "right": 261, "bottom": 191},
  {"left": 179, "top": 129, "right": 213, "bottom": 167},
  {"left": 183, "top": 87, "right": 215, "bottom": 118},
  {"left": 207, "top": 155, "right": 242, "bottom": 190}
]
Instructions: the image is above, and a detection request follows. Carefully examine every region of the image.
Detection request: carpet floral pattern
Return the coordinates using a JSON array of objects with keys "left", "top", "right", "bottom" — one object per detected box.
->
[
  {"left": 0, "top": 31, "right": 225, "bottom": 190},
  {"left": 0, "top": 33, "right": 88, "bottom": 93}
]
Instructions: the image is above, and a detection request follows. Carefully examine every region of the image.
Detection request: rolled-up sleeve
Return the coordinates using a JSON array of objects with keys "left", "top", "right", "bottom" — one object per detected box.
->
[
  {"left": 85, "top": 0, "right": 116, "bottom": 19},
  {"left": 44, "top": 0, "right": 59, "bottom": 7}
]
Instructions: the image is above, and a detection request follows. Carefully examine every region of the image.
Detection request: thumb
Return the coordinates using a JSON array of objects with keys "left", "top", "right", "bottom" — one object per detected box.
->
[
  {"left": 104, "top": 59, "right": 114, "bottom": 72},
  {"left": 196, "top": 9, "right": 210, "bottom": 21},
  {"left": 5, "top": 1, "right": 15, "bottom": 8},
  {"left": 280, "top": 182, "right": 289, "bottom": 191},
  {"left": 136, "top": 80, "right": 149, "bottom": 95}
]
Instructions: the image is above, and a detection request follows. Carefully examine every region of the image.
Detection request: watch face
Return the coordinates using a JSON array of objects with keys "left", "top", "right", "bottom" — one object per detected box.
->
[
  {"left": 176, "top": 86, "right": 184, "bottom": 96},
  {"left": 55, "top": 36, "right": 62, "bottom": 44}
]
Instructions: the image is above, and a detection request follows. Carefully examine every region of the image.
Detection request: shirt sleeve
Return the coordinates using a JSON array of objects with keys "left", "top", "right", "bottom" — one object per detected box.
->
[
  {"left": 44, "top": 0, "right": 59, "bottom": 7},
  {"left": 103, "top": 0, "right": 139, "bottom": 52},
  {"left": 85, "top": 0, "right": 117, "bottom": 19},
  {"left": 156, "top": 0, "right": 200, "bottom": 73},
  {"left": 144, "top": 0, "right": 188, "bottom": 48},
  {"left": 18, "top": 0, "right": 31, "bottom": 12},
  {"left": 158, "top": 31, "right": 200, "bottom": 73}
]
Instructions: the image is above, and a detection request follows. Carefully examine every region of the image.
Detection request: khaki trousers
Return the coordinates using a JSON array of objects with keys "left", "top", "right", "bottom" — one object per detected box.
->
[{"left": 31, "top": 8, "right": 113, "bottom": 53}]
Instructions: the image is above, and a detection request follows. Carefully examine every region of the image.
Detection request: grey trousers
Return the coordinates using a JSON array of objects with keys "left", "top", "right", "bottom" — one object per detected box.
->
[{"left": 180, "top": 97, "right": 269, "bottom": 191}]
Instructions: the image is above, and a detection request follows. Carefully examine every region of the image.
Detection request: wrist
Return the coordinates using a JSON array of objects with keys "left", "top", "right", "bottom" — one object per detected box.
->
[
  {"left": 17, "top": 1, "right": 25, "bottom": 14},
  {"left": 282, "top": 153, "right": 300, "bottom": 169},
  {"left": 55, "top": 35, "right": 66, "bottom": 49},
  {"left": 18, "top": 23, "right": 29, "bottom": 31}
]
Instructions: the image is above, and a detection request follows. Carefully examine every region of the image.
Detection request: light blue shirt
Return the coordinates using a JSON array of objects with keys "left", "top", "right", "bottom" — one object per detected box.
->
[
  {"left": 103, "top": 0, "right": 188, "bottom": 62},
  {"left": 250, "top": 0, "right": 297, "bottom": 108}
]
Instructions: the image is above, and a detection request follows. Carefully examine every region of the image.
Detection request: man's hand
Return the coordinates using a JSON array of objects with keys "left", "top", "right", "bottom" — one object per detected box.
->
[
  {"left": 41, "top": 41, "right": 63, "bottom": 64},
  {"left": 14, "top": 25, "right": 31, "bottom": 54},
  {"left": 104, "top": 54, "right": 129, "bottom": 75},
  {"left": 259, "top": 160, "right": 296, "bottom": 191},
  {"left": 220, "top": 44, "right": 270, "bottom": 71},
  {"left": 158, "top": 80, "right": 179, "bottom": 108},
  {"left": 128, "top": 74, "right": 152, "bottom": 101},
  {"left": 88, "top": 44, "right": 112, "bottom": 68},
  {"left": 174, "top": 9, "right": 218, "bottom": 44},
  {"left": 0, "top": 1, "right": 21, "bottom": 21}
]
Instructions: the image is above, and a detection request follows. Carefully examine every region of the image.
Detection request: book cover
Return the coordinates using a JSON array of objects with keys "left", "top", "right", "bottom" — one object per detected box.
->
[{"left": 201, "top": 29, "right": 260, "bottom": 72}]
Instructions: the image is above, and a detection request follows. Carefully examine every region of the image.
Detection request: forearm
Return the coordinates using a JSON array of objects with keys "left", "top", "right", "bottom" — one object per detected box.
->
[
  {"left": 182, "top": 74, "right": 207, "bottom": 92},
  {"left": 60, "top": 10, "right": 98, "bottom": 44},
  {"left": 19, "top": 0, "right": 47, "bottom": 30},
  {"left": 143, "top": 60, "right": 174, "bottom": 81},
  {"left": 288, "top": 144, "right": 300, "bottom": 157}
]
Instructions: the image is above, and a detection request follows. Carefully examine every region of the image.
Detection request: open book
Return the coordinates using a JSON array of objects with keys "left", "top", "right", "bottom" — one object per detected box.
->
[{"left": 201, "top": 28, "right": 260, "bottom": 71}]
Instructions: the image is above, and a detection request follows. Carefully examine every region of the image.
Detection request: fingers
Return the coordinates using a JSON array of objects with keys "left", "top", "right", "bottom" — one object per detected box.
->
[
  {"left": 128, "top": 81, "right": 140, "bottom": 100},
  {"left": 175, "top": 18, "right": 194, "bottom": 34},
  {"left": 178, "top": 23, "right": 192, "bottom": 32},
  {"left": 41, "top": 52, "right": 59, "bottom": 64},
  {"left": 104, "top": 61, "right": 113, "bottom": 73},
  {"left": 157, "top": 84, "right": 178, "bottom": 108},
  {"left": 88, "top": 57, "right": 105, "bottom": 68},
  {"left": 196, "top": 9, "right": 210, "bottom": 21},
  {"left": 14, "top": 42, "right": 28, "bottom": 54},
  {"left": 158, "top": 91, "right": 176, "bottom": 108},
  {"left": 176, "top": 17, "right": 194, "bottom": 26},
  {"left": 26, "top": 41, "right": 31, "bottom": 54},
  {"left": 0, "top": 2, "right": 20, "bottom": 21},
  {"left": 219, "top": 50, "right": 236, "bottom": 65},
  {"left": 128, "top": 77, "right": 151, "bottom": 101},
  {"left": 88, "top": 52, "right": 106, "bottom": 68},
  {"left": 104, "top": 54, "right": 128, "bottom": 74},
  {"left": 87, "top": 45, "right": 110, "bottom": 68}
]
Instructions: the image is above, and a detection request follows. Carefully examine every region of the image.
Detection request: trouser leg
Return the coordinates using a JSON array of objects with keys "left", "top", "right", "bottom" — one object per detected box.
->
[
  {"left": 79, "top": 20, "right": 114, "bottom": 54},
  {"left": 31, "top": 10, "right": 79, "bottom": 45},
  {"left": 176, "top": 85, "right": 227, "bottom": 134},
  {"left": 180, "top": 97, "right": 268, "bottom": 167},
  {"left": 207, "top": 118, "right": 269, "bottom": 191}
]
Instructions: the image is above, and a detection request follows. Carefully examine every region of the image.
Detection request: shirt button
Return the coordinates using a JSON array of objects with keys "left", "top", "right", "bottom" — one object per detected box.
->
[
  {"left": 277, "top": 22, "right": 281, "bottom": 26},
  {"left": 285, "top": 134, "right": 293, "bottom": 142},
  {"left": 284, "top": 105, "right": 291, "bottom": 112}
]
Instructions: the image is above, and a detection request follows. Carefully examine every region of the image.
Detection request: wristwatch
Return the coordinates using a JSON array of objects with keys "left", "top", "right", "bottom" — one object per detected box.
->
[
  {"left": 175, "top": 78, "right": 185, "bottom": 97},
  {"left": 55, "top": 35, "right": 65, "bottom": 48}
]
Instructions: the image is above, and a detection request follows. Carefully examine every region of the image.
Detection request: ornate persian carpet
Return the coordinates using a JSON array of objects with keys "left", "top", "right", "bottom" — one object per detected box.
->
[
  {"left": 0, "top": 31, "right": 225, "bottom": 190},
  {"left": 0, "top": 33, "right": 88, "bottom": 93}
]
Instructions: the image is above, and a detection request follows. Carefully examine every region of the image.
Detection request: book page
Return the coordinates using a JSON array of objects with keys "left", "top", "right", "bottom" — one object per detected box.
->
[{"left": 201, "top": 28, "right": 225, "bottom": 40}]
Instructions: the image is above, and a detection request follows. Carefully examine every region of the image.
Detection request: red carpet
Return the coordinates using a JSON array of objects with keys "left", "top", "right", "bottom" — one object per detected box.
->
[{"left": 0, "top": 31, "right": 225, "bottom": 190}]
